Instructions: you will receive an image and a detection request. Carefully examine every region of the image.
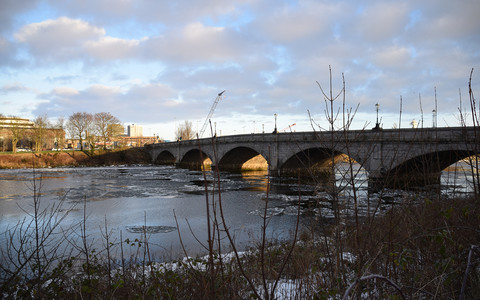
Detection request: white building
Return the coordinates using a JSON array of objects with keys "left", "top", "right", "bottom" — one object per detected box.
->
[{"left": 127, "top": 124, "right": 143, "bottom": 137}]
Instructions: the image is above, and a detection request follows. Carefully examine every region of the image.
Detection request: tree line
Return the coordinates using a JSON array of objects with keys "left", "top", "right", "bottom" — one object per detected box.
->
[
  {"left": 66, "top": 112, "right": 122, "bottom": 150},
  {"left": 0, "top": 112, "right": 123, "bottom": 152}
]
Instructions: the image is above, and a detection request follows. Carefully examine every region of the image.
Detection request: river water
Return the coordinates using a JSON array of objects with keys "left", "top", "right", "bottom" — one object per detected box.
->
[{"left": 0, "top": 162, "right": 476, "bottom": 261}]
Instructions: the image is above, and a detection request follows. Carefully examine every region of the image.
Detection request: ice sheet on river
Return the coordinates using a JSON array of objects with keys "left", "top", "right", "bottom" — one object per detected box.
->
[{"left": 126, "top": 225, "right": 177, "bottom": 234}]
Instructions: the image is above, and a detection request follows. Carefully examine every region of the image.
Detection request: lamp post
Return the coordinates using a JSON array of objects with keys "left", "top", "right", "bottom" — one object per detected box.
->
[
  {"left": 274, "top": 113, "right": 278, "bottom": 134},
  {"left": 374, "top": 103, "right": 381, "bottom": 130}
]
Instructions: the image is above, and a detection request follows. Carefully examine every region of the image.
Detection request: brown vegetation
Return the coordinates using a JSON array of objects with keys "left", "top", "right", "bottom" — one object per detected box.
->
[
  {"left": 346, "top": 196, "right": 480, "bottom": 298},
  {"left": 0, "top": 148, "right": 151, "bottom": 169}
]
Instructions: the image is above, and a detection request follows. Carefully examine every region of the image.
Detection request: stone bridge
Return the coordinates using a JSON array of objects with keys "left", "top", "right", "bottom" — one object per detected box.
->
[{"left": 144, "top": 127, "right": 479, "bottom": 189}]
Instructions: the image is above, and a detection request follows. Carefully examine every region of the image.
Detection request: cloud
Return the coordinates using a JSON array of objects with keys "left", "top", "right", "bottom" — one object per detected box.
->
[
  {"left": 50, "top": 86, "right": 79, "bottom": 96},
  {"left": 84, "top": 36, "right": 141, "bottom": 60},
  {"left": 46, "top": 75, "right": 81, "bottom": 84},
  {"left": 13, "top": 16, "right": 251, "bottom": 66},
  {"left": 373, "top": 46, "right": 412, "bottom": 70},
  {"left": 0, "top": 83, "right": 31, "bottom": 94},
  {"left": 15, "top": 17, "right": 104, "bottom": 61},
  {"left": 255, "top": 1, "right": 342, "bottom": 44},
  {"left": 34, "top": 82, "right": 187, "bottom": 123},
  {"left": 0, "top": 0, "right": 37, "bottom": 33},
  {"left": 143, "top": 22, "right": 248, "bottom": 63},
  {"left": 411, "top": 0, "right": 480, "bottom": 41},
  {"left": 0, "top": 37, "right": 23, "bottom": 67},
  {"left": 14, "top": 17, "right": 142, "bottom": 63},
  {"left": 357, "top": 2, "right": 410, "bottom": 42}
]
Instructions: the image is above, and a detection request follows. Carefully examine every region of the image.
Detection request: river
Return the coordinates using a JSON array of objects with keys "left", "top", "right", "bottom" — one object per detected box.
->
[{"left": 0, "top": 162, "right": 476, "bottom": 261}]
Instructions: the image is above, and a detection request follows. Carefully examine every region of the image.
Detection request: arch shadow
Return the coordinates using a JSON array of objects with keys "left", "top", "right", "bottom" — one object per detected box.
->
[
  {"left": 383, "top": 149, "right": 476, "bottom": 188},
  {"left": 154, "top": 150, "right": 176, "bottom": 165},
  {"left": 218, "top": 147, "right": 268, "bottom": 172},
  {"left": 178, "top": 149, "right": 212, "bottom": 170}
]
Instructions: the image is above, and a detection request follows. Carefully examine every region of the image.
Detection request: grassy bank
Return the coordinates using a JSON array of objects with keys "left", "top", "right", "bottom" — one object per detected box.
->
[{"left": 0, "top": 148, "right": 152, "bottom": 169}]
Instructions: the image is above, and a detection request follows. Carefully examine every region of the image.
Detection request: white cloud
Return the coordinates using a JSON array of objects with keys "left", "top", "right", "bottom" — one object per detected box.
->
[
  {"left": 15, "top": 17, "right": 104, "bottom": 61},
  {"left": 144, "top": 22, "right": 247, "bottom": 63},
  {"left": 84, "top": 36, "right": 140, "bottom": 60},
  {"left": 14, "top": 17, "right": 144, "bottom": 63},
  {"left": 51, "top": 86, "right": 79, "bottom": 96}
]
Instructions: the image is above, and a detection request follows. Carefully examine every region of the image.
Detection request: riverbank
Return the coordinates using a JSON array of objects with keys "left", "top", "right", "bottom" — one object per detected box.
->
[{"left": 0, "top": 148, "right": 152, "bottom": 169}]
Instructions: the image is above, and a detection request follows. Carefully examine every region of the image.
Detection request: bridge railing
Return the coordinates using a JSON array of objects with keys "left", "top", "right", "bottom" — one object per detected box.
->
[{"left": 145, "top": 126, "right": 478, "bottom": 147}]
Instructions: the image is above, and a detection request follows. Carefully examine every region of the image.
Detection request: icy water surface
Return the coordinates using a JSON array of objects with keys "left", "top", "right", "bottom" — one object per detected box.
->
[{"left": 0, "top": 163, "right": 475, "bottom": 259}]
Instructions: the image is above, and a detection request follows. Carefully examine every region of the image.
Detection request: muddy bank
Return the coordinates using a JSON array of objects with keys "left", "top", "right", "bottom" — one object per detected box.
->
[{"left": 0, "top": 148, "right": 152, "bottom": 169}]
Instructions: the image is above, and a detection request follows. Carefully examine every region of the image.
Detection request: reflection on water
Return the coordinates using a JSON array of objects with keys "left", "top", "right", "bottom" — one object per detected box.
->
[{"left": 0, "top": 162, "right": 476, "bottom": 259}]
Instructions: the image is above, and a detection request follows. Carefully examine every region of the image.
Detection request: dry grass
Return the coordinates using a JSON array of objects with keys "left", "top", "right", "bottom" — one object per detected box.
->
[
  {"left": 346, "top": 195, "right": 480, "bottom": 299},
  {"left": 0, "top": 148, "right": 151, "bottom": 169}
]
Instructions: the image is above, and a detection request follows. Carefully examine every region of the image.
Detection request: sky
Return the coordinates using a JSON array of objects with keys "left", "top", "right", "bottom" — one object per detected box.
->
[{"left": 0, "top": 0, "right": 479, "bottom": 140}]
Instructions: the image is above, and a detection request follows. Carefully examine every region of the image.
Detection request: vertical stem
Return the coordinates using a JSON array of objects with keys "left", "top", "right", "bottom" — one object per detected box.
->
[
  {"left": 419, "top": 93, "right": 424, "bottom": 128},
  {"left": 196, "top": 134, "right": 215, "bottom": 298},
  {"left": 120, "top": 230, "right": 126, "bottom": 295},
  {"left": 399, "top": 95, "right": 403, "bottom": 129},
  {"left": 33, "top": 165, "right": 42, "bottom": 288},
  {"left": 468, "top": 69, "right": 479, "bottom": 197}
]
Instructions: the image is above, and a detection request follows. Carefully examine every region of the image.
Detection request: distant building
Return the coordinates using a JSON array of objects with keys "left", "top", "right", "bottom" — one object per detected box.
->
[
  {"left": 127, "top": 124, "right": 143, "bottom": 137},
  {"left": 0, "top": 117, "right": 64, "bottom": 151},
  {"left": 0, "top": 117, "right": 34, "bottom": 128}
]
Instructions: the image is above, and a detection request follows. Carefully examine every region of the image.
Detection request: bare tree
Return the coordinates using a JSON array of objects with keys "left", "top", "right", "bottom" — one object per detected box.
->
[
  {"left": 9, "top": 121, "right": 24, "bottom": 153},
  {"left": 93, "top": 112, "right": 120, "bottom": 150},
  {"left": 32, "top": 115, "right": 50, "bottom": 152},
  {"left": 175, "top": 120, "right": 196, "bottom": 141},
  {"left": 67, "top": 112, "right": 93, "bottom": 151},
  {"left": 54, "top": 117, "right": 66, "bottom": 150}
]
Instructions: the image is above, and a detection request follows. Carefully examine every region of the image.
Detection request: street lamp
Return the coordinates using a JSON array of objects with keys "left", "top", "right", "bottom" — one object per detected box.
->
[
  {"left": 374, "top": 103, "right": 381, "bottom": 130},
  {"left": 274, "top": 113, "right": 278, "bottom": 134}
]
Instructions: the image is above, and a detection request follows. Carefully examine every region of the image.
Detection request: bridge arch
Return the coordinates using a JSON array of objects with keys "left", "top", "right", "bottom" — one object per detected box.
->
[
  {"left": 178, "top": 149, "right": 212, "bottom": 170},
  {"left": 382, "top": 149, "right": 476, "bottom": 187},
  {"left": 280, "top": 147, "right": 358, "bottom": 176},
  {"left": 154, "top": 150, "right": 176, "bottom": 165},
  {"left": 218, "top": 146, "right": 268, "bottom": 171}
]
